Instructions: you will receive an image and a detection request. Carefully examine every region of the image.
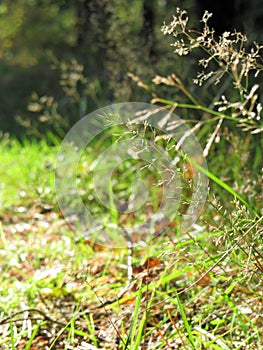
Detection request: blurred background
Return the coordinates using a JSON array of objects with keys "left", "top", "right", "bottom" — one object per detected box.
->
[{"left": 0, "top": 0, "right": 262, "bottom": 138}]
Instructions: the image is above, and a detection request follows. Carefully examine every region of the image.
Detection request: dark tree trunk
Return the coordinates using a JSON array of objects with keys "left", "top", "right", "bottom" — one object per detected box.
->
[
  {"left": 74, "top": 0, "right": 113, "bottom": 79},
  {"left": 141, "top": 0, "right": 157, "bottom": 62},
  {"left": 76, "top": 0, "right": 91, "bottom": 48}
]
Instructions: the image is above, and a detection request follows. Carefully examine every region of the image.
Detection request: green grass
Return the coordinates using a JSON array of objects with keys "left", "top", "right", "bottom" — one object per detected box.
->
[
  {"left": 0, "top": 135, "right": 58, "bottom": 210},
  {"left": 0, "top": 133, "right": 262, "bottom": 349}
]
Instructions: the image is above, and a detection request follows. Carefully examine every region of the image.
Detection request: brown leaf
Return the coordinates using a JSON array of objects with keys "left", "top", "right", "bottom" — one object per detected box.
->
[
  {"left": 120, "top": 296, "right": 136, "bottom": 305},
  {"left": 142, "top": 257, "right": 163, "bottom": 269},
  {"left": 85, "top": 239, "right": 105, "bottom": 251},
  {"left": 196, "top": 273, "right": 212, "bottom": 287},
  {"left": 133, "top": 257, "right": 164, "bottom": 275}
]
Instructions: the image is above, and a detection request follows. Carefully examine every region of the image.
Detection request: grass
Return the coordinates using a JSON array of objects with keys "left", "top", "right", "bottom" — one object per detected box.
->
[
  {"left": 0, "top": 132, "right": 262, "bottom": 349},
  {"left": 0, "top": 7, "right": 262, "bottom": 348},
  {"left": 0, "top": 134, "right": 57, "bottom": 210}
]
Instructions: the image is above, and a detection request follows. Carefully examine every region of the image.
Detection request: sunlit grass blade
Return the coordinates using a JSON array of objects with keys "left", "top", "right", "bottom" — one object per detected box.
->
[
  {"left": 124, "top": 282, "right": 143, "bottom": 349},
  {"left": 175, "top": 291, "right": 196, "bottom": 349},
  {"left": 186, "top": 155, "right": 260, "bottom": 217},
  {"left": 10, "top": 317, "right": 15, "bottom": 350},
  {"left": 193, "top": 326, "right": 230, "bottom": 350},
  {"left": 24, "top": 323, "right": 43, "bottom": 350}
]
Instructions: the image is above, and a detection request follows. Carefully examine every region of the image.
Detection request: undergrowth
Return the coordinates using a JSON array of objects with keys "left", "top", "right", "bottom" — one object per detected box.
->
[{"left": 0, "top": 8, "right": 262, "bottom": 350}]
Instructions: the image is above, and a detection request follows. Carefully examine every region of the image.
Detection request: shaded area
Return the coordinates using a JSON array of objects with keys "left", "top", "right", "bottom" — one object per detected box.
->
[{"left": 0, "top": 0, "right": 262, "bottom": 138}]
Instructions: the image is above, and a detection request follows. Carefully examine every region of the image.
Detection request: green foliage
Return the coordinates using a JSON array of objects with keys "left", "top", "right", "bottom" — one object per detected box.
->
[{"left": 0, "top": 0, "right": 75, "bottom": 66}]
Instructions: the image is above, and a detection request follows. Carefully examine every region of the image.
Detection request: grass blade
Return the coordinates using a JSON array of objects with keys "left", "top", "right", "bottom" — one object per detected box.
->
[
  {"left": 24, "top": 323, "right": 42, "bottom": 350},
  {"left": 124, "top": 282, "right": 143, "bottom": 349},
  {"left": 10, "top": 317, "right": 15, "bottom": 350},
  {"left": 175, "top": 291, "right": 196, "bottom": 349},
  {"left": 186, "top": 155, "right": 259, "bottom": 217}
]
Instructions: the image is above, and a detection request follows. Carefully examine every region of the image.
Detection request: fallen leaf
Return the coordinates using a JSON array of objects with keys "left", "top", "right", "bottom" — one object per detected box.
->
[{"left": 133, "top": 257, "right": 164, "bottom": 274}]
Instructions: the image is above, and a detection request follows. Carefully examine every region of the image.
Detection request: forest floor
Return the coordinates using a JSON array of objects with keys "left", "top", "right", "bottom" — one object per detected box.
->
[{"left": 0, "top": 137, "right": 262, "bottom": 349}]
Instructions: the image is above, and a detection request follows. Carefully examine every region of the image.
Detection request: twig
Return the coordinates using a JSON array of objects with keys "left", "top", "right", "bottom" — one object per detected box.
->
[
  {"left": 0, "top": 308, "right": 67, "bottom": 327},
  {"left": 167, "top": 308, "right": 188, "bottom": 349}
]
